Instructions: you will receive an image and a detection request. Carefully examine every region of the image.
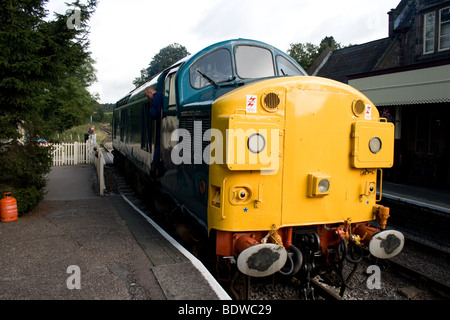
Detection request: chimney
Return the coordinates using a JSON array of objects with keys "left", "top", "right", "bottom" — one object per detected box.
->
[{"left": 388, "top": 8, "right": 399, "bottom": 38}]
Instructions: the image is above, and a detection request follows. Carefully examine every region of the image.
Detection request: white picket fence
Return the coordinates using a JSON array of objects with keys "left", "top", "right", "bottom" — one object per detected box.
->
[
  {"left": 50, "top": 136, "right": 106, "bottom": 196},
  {"left": 51, "top": 138, "right": 96, "bottom": 166}
]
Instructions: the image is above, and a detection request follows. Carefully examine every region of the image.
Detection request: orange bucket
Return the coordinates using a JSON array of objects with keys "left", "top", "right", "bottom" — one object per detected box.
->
[{"left": 1, "top": 192, "right": 18, "bottom": 222}]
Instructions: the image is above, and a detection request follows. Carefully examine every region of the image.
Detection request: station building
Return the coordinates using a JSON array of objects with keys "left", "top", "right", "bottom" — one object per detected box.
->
[{"left": 310, "top": 0, "right": 450, "bottom": 188}]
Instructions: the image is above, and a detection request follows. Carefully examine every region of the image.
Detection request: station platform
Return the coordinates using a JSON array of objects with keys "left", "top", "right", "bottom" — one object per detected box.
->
[
  {"left": 0, "top": 165, "right": 230, "bottom": 300},
  {"left": 382, "top": 181, "right": 450, "bottom": 213},
  {"left": 381, "top": 181, "right": 450, "bottom": 250}
]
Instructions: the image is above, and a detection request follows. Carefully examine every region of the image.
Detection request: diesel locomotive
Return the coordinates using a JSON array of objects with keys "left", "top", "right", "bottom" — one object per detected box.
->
[{"left": 113, "top": 39, "right": 404, "bottom": 294}]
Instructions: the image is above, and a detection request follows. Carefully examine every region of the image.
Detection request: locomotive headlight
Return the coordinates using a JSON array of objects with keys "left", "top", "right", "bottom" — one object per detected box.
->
[
  {"left": 369, "top": 137, "right": 382, "bottom": 154},
  {"left": 308, "top": 173, "right": 331, "bottom": 197},
  {"left": 318, "top": 179, "right": 330, "bottom": 193},
  {"left": 247, "top": 133, "right": 266, "bottom": 154}
]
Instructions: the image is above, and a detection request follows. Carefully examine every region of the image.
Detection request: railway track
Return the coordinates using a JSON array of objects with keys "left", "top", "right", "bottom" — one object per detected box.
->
[
  {"left": 383, "top": 237, "right": 450, "bottom": 299},
  {"left": 327, "top": 238, "right": 449, "bottom": 300},
  {"left": 100, "top": 126, "right": 112, "bottom": 135},
  {"left": 226, "top": 269, "right": 343, "bottom": 300},
  {"left": 100, "top": 126, "right": 113, "bottom": 152},
  {"left": 379, "top": 195, "right": 450, "bottom": 298}
]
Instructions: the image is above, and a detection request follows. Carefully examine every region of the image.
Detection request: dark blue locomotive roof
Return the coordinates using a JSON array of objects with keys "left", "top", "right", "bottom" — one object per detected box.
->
[{"left": 115, "top": 39, "right": 306, "bottom": 108}]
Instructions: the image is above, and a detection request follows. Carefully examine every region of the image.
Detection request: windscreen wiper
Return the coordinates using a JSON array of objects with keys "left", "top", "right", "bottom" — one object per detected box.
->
[{"left": 197, "top": 70, "right": 218, "bottom": 87}]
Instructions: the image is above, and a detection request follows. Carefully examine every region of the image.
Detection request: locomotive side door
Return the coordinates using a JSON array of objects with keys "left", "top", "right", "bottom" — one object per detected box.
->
[{"left": 160, "top": 71, "right": 179, "bottom": 175}]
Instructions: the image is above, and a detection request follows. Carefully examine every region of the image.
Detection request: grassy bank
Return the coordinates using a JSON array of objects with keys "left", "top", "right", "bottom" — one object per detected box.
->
[{"left": 55, "top": 122, "right": 111, "bottom": 143}]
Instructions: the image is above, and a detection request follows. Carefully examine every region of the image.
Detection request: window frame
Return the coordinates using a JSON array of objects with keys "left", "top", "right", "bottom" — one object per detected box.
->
[
  {"left": 189, "top": 48, "right": 233, "bottom": 89},
  {"left": 423, "top": 11, "right": 436, "bottom": 54},
  {"left": 234, "top": 45, "right": 275, "bottom": 79},
  {"left": 438, "top": 6, "right": 450, "bottom": 52}
]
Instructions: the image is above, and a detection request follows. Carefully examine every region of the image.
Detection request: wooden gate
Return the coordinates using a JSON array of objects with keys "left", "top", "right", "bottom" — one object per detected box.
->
[{"left": 51, "top": 139, "right": 95, "bottom": 166}]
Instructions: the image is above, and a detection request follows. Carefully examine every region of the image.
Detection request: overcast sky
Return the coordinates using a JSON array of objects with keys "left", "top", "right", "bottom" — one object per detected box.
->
[{"left": 45, "top": 0, "right": 400, "bottom": 103}]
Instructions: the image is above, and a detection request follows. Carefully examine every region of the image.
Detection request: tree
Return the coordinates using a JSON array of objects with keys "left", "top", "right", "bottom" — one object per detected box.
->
[
  {"left": 288, "top": 36, "right": 343, "bottom": 72},
  {"left": 38, "top": 1, "right": 98, "bottom": 135},
  {"left": 288, "top": 42, "right": 321, "bottom": 72},
  {"left": 0, "top": 0, "right": 98, "bottom": 214},
  {"left": 133, "top": 43, "right": 190, "bottom": 87}
]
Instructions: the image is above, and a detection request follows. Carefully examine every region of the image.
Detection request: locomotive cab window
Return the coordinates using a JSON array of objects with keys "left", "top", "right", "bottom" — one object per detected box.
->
[
  {"left": 235, "top": 45, "right": 275, "bottom": 79},
  {"left": 190, "top": 49, "right": 233, "bottom": 89},
  {"left": 276, "top": 55, "right": 304, "bottom": 76}
]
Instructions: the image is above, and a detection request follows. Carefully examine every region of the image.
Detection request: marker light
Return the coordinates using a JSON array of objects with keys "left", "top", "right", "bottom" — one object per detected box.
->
[
  {"left": 352, "top": 99, "right": 365, "bottom": 117},
  {"left": 318, "top": 179, "right": 330, "bottom": 193},
  {"left": 248, "top": 133, "right": 266, "bottom": 154},
  {"left": 308, "top": 173, "right": 331, "bottom": 197},
  {"left": 369, "top": 137, "right": 382, "bottom": 154}
]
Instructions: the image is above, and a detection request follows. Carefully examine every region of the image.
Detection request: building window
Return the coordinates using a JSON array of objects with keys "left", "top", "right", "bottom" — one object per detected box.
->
[
  {"left": 424, "top": 12, "right": 435, "bottom": 54},
  {"left": 439, "top": 7, "right": 450, "bottom": 51}
]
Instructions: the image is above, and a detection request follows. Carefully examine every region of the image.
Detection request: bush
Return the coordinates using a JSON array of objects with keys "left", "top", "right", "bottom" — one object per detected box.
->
[
  {"left": 7, "top": 186, "right": 45, "bottom": 215},
  {"left": 0, "top": 141, "right": 52, "bottom": 215}
]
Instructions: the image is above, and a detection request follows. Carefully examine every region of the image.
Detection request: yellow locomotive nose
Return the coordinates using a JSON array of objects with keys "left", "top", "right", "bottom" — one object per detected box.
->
[{"left": 209, "top": 76, "right": 403, "bottom": 277}]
